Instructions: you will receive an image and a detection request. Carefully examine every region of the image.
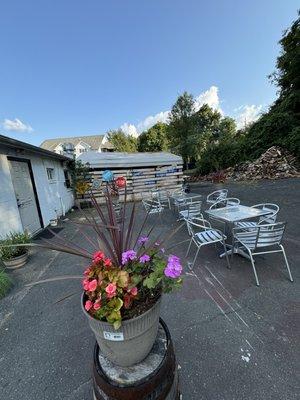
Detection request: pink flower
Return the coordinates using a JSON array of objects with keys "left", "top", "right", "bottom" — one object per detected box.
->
[
  {"left": 105, "top": 283, "right": 117, "bottom": 299},
  {"left": 93, "top": 251, "right": 105, "bottom": 263},
  {"left": 84, "top": 267, "right": 91, "bottom": 276},
  {"left": 94, "top": 299, "right": 101, "bottom": 311},
  {"left": 130, "top": 287, "right": 138, "bottom": 296},
  {"left": 84, "top": 300, "right": 93, "bottom": 311},
  {"left": 82, "top": 278, "right": 90, "bottom": 291},
  {"left": 88, "top": 279, "right": 98, "bottom": 292}
]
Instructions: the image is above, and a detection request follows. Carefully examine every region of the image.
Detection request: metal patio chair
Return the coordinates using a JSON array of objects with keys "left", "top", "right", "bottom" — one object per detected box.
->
[
  {"left": 232, "top": 222, "right": 293, "bottom": 286},
  {"left": 157, "top": 190, "right": 171, "bottom": 209},
  {"left": 185, "top": 217, "right": 230, "bottom": 269},
  {"left": 234, "top": 203, "right": 279, "bottom": 230},
  {"left": 206, "top": 189, "right": 228, "bottom": 204},
  {"left": 142, "top": 199, "right": 164, "bottom": 215},
  {"left": 178, "top": 201, "right": 203, "bottom": 221}
]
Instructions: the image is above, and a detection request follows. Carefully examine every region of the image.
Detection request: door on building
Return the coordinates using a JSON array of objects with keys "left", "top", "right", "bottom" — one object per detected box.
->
[{"left": 8, "top": 159, "right": 42, "bottom": 235}]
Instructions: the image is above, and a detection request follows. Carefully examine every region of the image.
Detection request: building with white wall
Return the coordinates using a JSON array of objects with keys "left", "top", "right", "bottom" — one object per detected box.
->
[
  {"left": 0, "top": 134, "right": 74, "bottom": 238},
  {"left": 40, "top": 134, "right": 114, "bottom": 158}
]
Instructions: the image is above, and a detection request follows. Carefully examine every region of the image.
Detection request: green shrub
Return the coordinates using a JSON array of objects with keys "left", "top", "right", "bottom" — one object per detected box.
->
[
  {"left": 0, "top": 268, "right": 12, "bottom": 299},
  {"left": 0, "top": 232, "right": 31, "bottom": 261}
]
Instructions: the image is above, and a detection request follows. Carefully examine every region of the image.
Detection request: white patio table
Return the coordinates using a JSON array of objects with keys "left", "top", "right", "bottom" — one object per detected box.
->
[{"left": 205, "top": 205, "right": 272, "bottom": 259}]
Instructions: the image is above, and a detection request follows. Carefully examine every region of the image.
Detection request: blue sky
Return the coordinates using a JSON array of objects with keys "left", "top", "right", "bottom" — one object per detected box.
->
[{"left": 0, "top": 0, "right": 298, "bottom": 145}]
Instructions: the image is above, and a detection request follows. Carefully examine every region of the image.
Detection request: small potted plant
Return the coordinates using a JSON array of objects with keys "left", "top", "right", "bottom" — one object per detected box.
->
[{"left": 0, "top": 232, "right": 31, "bottom": 269}]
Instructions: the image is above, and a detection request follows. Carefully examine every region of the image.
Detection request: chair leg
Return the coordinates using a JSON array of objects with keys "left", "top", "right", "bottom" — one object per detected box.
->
[
  {"left": 185, "top": 238, "right": 193, "bottom": 257},
  {"left": 248, "top": 251, "right": 260, "bottom": 286},
  {"left": 192, "top": 246, "right": 201, "bottom": 268},
  {"left": 280, "top": 245, "right": 293, "bottom": 282},
  {"left": 222, "top": 239, "right": 231, "bottom": 269}
]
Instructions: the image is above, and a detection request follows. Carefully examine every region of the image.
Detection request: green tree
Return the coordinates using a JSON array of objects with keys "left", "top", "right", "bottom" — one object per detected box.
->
[
  {"left": 137, "top": 123, "right": 169, "bottom": 152},
  {"left": 244, "top": 12, "right": 300, "bottom": 158},
  {"left": 168, "top": 92, "right": 195, "bottom": 167},
  {"left": 107, "top": 130, "right": 138, "bottom": 152}
]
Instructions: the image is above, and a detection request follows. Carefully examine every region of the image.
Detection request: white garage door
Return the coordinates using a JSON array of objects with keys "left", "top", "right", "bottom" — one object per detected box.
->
[{"left": 9, "top": 159, "right": 42, "bottom": 235}]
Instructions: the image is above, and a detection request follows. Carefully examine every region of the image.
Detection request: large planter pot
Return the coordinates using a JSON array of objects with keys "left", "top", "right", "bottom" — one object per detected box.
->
[
  {"left": 3, "top": 251, "right": 29, "bottom": 269},
  {"left": 82, "top": 293, "right": 161, "bottom": 367}
]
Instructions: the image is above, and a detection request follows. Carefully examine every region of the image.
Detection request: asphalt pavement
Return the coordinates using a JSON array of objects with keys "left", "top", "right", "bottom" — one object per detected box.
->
[{"left": 0, "top": 178, "right": 299, "bottom": 400}]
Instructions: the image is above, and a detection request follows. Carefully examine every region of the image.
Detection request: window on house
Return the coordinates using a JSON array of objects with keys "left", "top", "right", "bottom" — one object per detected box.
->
[
  {"left": 46, "top": 167, "right": 55, "bottom": 180},
  {"left": 64, "top": 170, "right": 71, "bottom": 188}
]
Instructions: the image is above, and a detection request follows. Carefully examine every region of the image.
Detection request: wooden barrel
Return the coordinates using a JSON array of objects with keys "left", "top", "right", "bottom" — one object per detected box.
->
[{"left": 93, "top": 318, "right": 180, "bottom": 400}]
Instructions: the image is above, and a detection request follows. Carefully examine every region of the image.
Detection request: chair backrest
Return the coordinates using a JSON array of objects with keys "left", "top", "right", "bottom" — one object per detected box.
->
[
  {"left": 187, "top": 201, "right": 202, "bottom": 218},
  {"left": 172, "top": 187, "right": 185, "bottom": 196},
  {"left": 142, "top": 199, "right": 162, "bottom": 213},
  {"left": 186, "top": 217, "right": 212, "bottom": 236},
  {"left": 234, "top": 222, "right": 286, "bottom": 249},
  {"left": 251, "top": 203, "right": 279, "bottom": 224},
  {"left": 158, "top": 190, "right": 169, "bottom": 201},
  {"left": 209, "top": 197, "right": 240, "bottom": 210},
  {"left": 206, "top": 189, "right": 228, "bottom": 203}
]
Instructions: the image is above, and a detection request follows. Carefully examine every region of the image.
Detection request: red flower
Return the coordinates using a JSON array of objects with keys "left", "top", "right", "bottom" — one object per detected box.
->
[
  {"left": 104, "top": 258, "right": 112, "bottom": 268},
  {"left": 124, "top": 293, "right": 132, "bottom": 309},
  {"left": 93, "top": 251, "right": 105, "bottom": 263}
]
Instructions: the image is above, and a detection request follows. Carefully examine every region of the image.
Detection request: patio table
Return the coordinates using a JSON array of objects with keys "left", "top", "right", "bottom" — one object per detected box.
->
[
  {"left": 170, "top": 192, "right": 202, "bottom": 202},
  {"left": 205, "top": 205, "right": 272, "bottom": 259},
  {"left": 170, "top": 192, "right": 202, "bottom": 211}
]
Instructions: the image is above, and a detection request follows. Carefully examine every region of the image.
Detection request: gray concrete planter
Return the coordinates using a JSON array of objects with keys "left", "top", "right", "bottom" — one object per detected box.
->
[
  {"left": 82, "top": 293, "right": 161, "bottom": 367},
  {"left": 3, "top": 251, "right": 29, "bottom": 269}
]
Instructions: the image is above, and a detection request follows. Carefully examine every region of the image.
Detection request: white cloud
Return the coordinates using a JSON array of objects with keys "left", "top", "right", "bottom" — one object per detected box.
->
[
  {"left": 234, "top": 105, "right": 263, "bottom": 129},
  {"left": 194, "top": 85, "right": 222, "bottom": 113},
  {"left": 119, "top": 123, "right": 139, "bottom": 138},
  {"left": 137, "top": 110, "right": 170, "bottom": 133},
  {"left": 2, "top": 118, "right": 33, "bottom": 133}
]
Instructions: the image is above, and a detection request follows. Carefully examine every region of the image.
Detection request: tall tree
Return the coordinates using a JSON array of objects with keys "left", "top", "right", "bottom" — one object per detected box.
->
[
  {"left": 107, "top": 130, "right": 138, "bottom": 153},
  {"left": 137, "top": 123, "right": 169, "bottom": 152},
  {"left": 244, "top": 12, "right": 300, "bottom": 158},
  {"left": 168, "top": 92, "right": 195, "bottom": 167}
]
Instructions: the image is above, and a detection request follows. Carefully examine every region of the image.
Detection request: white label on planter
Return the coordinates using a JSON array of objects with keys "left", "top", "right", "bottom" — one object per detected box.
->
[{"left": 103, "top": 331, "right": 124, "bottom": 341}]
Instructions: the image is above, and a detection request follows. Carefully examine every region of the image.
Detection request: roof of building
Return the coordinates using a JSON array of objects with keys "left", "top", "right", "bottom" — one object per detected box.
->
[
  {"left": 77, "top": 151, "right": 183, "bottom": 168},
  {"left": 0, "top": 134, "right": 70, "bottom": 161},
  {"left": 40, "top": 134, "right": 113, "bottom": 151}
]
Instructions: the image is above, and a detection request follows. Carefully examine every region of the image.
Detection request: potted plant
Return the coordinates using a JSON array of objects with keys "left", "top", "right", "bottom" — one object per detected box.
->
[
  {"left": 81, "top": 240, "right": 182, "bottom": 366},
  {"left": 13, "top": 175, "right": 183, "bottom": 367},
  {"left": 0, "top": 231, "right": 31, "bottom": 269}
]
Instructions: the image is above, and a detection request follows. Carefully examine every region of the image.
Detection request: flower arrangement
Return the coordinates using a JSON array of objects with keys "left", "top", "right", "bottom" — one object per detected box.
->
[
  {"left": 83, "top": 239, "right": 182, "bottom": 329},
  {"left": 12, "top": 172, "right": 184, "bottom": 331}
]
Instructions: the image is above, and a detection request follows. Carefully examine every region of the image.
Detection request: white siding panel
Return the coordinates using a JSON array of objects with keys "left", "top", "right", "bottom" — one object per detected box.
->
[{"left": 0, "top": 154, "right": 23, "bottom": 238}]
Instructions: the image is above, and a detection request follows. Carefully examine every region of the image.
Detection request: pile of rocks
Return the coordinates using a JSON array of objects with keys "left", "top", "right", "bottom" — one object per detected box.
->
[{"left": 225, "top": 146, "right": 300, "bottom": 181}]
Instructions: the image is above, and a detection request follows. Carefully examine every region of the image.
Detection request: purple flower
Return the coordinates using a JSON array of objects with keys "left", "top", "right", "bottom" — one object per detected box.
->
[
  {"left": 164, "top": 255, "right": 182, "bottom": 279},
  {"left": 122, "top": 250, "right": 137, "bottom": 265},
  {"left": 138, "top": 236, "right": 149, "bottom": 245},
  {"left": 139, "top": 254, "right": 150, "bottom": 263}
]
